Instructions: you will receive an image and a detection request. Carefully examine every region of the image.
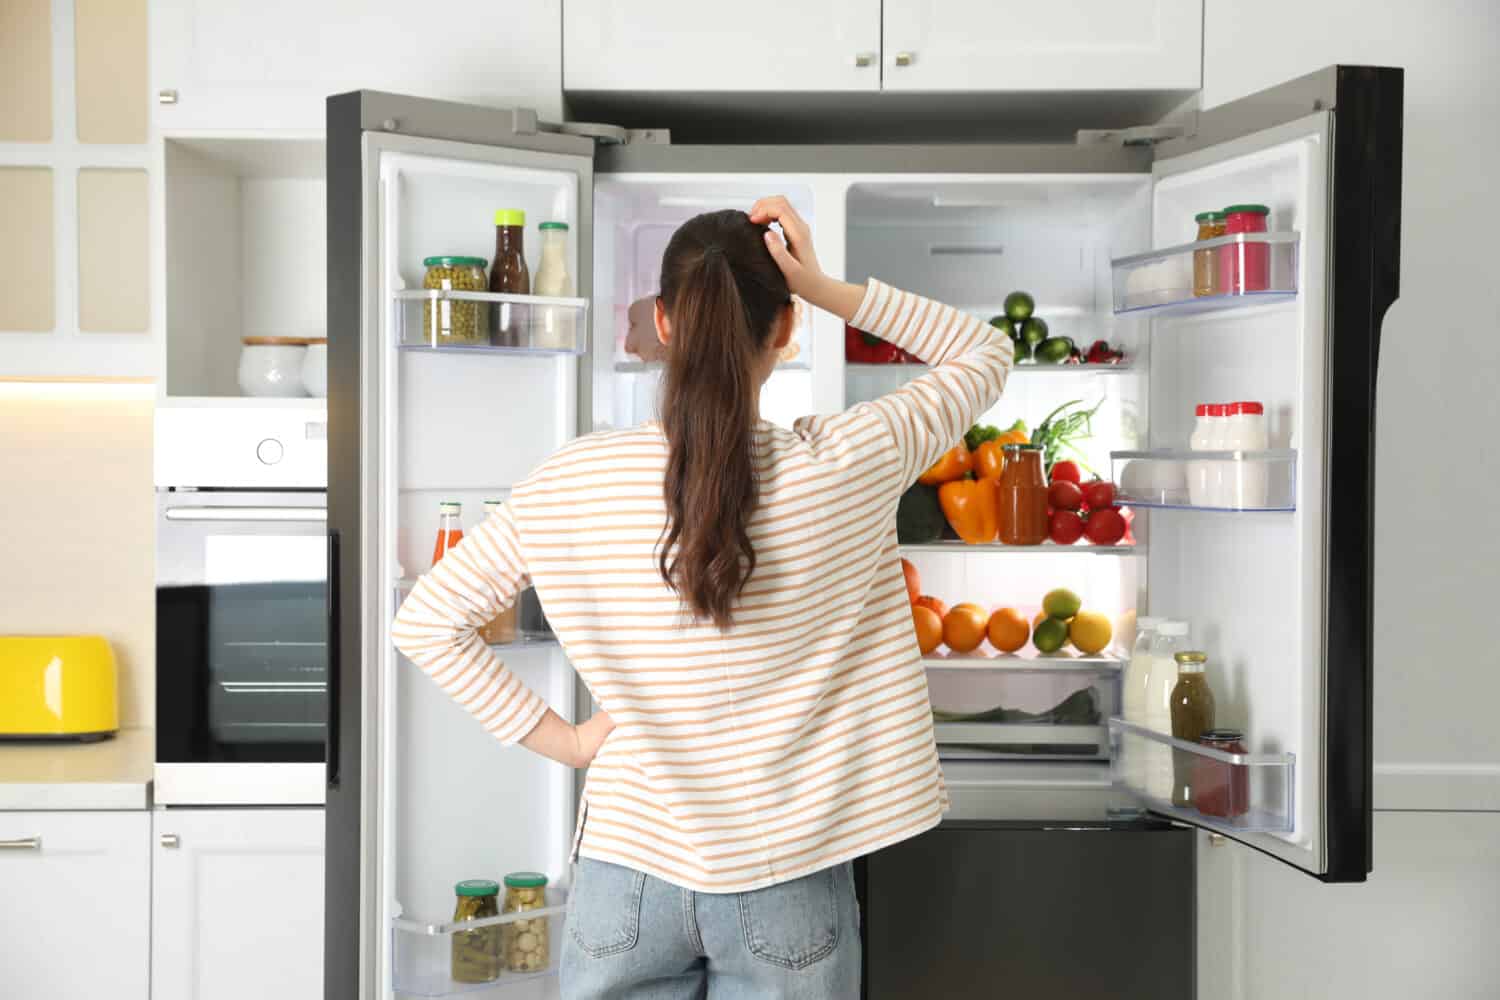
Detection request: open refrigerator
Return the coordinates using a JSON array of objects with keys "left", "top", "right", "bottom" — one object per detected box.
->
[{"left": 325, "top": 67, "right": 1402, "bottom": 999}]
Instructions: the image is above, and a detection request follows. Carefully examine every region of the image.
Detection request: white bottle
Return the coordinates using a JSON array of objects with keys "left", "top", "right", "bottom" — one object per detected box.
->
[
  {"left": 533, "top": 221, "right": 575, "bottom": 350},
  {"left": 1143, "top": 620, "right": 1189, "bottom": 802},
  {"left": 1227, "top": 401, "right": 1270, "bottom": 508},
  {"left": 1187, "top": 404, "right": 1214, "bottom": 507},
  {"left": 1203, "top": 403, "right": 1231, "bottom": 508},
  {"left": 1122, "top": 616, "right": 1164, "bottom": 789}
]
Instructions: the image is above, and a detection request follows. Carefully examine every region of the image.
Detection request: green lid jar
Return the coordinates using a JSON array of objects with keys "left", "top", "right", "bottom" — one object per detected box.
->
[
  {"left": 451, "top": 880, "right": 501, "bottom": 984},
  {"left": 455, "top": 879, "right": 500, "bottom": 896}
]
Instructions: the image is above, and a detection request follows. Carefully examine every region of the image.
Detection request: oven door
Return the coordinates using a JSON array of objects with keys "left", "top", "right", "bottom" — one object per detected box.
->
[{"left": 155, "top": 490, "right": 328, "bottom": 804}]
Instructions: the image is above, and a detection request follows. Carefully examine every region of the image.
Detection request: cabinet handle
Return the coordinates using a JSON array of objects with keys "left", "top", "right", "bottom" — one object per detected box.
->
[
  {"left": 0, "top": 836, "right": 41, "bottom": 850},
  {"left": 853, "top": 52, "right": 875, "bottom": 68},
  {"left": 1207, "top": 833, "right": 1227, "bottom": 847},
  {"left": 158, "top": 89, "right": 178, "bottom": 105},
  {"left": 160, "top": 834, "right": 181, "bottom": 849},
  {"left": 894, "top": 51, "right": 914, "bottom": 67}
]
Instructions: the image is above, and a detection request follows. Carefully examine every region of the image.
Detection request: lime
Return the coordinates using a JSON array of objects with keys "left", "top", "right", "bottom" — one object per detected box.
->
[
  {"left": 1033, "top": 617, "right": 1069, "bottom": 654},
  {"left": 1034, "top": 337, "right": 1071, "bottom": 364},
  {"left": 1020, "top": 317, "right": 1049, "bottom": 346},
  {"left": 1004, "top": 291, "right": 1035, "bottom": 322},
  {"left": 1068, "top": 610, "right": 1113, "bottom": 655},
  {"left": 988, "top": 315, "right": 1016, "bottom": 338},
  {"left": 1042, "top": 588, "right": 1082, "bottom": 620}
]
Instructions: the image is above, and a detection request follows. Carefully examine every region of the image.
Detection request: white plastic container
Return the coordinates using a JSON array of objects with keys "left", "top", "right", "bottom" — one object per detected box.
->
[
  {"left": 300, "top": 339, "right": 327, "bottom": 398},
  {"left": 238, "top": 337, "right": 308, "bottom": 397},
  {"left": 1203, "top": 403, "right": 1231, "bottom": 507},
  {"left": 1226, "top": 401, "right": 1269, "bottom": 508},
  {"left": 1187, "top": 403, "right": 1214, "bottom": 507},
  {"left": 1142, "top": 620, "right": 1189, "bottom": 801},
  {"left": 1121, "top": 616, "right": 1164, "bottom": 789}
]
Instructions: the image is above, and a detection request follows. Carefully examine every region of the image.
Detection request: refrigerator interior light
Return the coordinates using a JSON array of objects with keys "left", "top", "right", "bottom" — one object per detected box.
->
[{"left": 656, "top": 195, "right": 760, "bottom": 209}]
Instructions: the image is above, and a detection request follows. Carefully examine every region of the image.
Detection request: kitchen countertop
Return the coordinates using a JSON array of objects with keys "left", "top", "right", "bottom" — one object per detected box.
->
[{"left": 0, "top": 727, "right": 153, "bottom": 810}]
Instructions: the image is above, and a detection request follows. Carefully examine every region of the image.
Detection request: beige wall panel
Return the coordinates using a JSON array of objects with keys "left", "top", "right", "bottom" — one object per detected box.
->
[
  {"left": 78, "top": 168, "right": 149, "bottom": 332},
  {"left": 0, "top": 168, "right": 56, "bottom": 332},
  {"left": 75, "top": 0, "right": 149, "bottom": 144},
  {"left": 0, "top": 0, "right": 53, "bottom": 142}
]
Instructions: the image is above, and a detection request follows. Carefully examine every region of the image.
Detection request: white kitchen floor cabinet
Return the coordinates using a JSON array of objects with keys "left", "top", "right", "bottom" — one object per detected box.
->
[
  {"left": 150, "top": 808, "right": 324, "bottom": 1000},
  {"left": 0, "top": 812, "right": 151, "bottom": 1000}
]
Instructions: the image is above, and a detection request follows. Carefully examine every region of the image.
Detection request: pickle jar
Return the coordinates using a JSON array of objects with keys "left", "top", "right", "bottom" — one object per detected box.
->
[
  {"left": 450, "top": 879, "right": 502, "bottom": 984},
  {"left": 501, "top": 872, "right": 550, "bottom": 973},
  {"left": 421, "top": 256, "right": 489, "bottom": 345}
]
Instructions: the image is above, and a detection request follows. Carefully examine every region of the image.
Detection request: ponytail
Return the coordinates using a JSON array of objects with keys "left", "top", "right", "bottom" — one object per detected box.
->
[{"left": 657, "top": 211, "right": 790, "bottom": 628}]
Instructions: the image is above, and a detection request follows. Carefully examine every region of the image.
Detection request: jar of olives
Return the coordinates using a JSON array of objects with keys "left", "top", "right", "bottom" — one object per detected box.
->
[
  {"left": 501, "top": 872, "right": 550, "bottom": 973},
  {"left": 450, "top": 879, "right": 502, "bottom": 984},
  {"left": 420, "top": 256, "right": 489, "bottom": 345}
]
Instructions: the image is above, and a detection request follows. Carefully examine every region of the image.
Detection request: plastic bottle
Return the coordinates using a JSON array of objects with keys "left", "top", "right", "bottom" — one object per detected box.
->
[
  {"left": 1187, "top": 404, "right": 1214, "bottom": 507},
  {"left": 1226, "top": 401, "right": 1269, "bottom": 508},
  {"left": 1121, "top": 616, "right": 1164, "bottom": 789},
  {"left": 1203, "top": 403, "right": 1230, "bottom": 508},
  {"left": 1143, "top": 620, "right": 1190, "bottom": 802}
]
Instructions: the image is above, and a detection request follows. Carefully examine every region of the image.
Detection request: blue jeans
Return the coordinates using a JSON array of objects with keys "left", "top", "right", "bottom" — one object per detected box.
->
[{"left": 560, "top": 858, "right": 862, "bottom": 999}]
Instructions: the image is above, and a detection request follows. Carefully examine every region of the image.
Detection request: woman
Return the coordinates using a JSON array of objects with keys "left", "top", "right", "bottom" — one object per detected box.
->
[{"left": 392, "top": 196, "right": 1012, "bottom": 998}]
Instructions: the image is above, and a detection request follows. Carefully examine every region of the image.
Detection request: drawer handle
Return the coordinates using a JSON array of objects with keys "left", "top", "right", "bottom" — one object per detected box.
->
[
  {"left": 0, "top": 836, "right": 41, "bottom": 850},
  {"left": 894, "top": 51, "right": 914, "bottom": 67},
  {"left": 853, "top": 52, "right": 875, "bottom": 68},
  {"left": 160, "top": 834, "right": 181, "bottom": 849}
]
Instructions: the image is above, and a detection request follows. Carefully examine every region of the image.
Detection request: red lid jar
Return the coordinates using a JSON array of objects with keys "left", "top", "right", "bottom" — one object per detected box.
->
[{"left": 1217, "top": 204, "right": 1271, "bottom": 295}]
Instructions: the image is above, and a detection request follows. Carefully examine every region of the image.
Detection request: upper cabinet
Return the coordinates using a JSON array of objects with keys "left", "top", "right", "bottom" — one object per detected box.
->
[
  {"left": 565, "top": 0, "right": 883, "bottom": 92},
  {"left": 881, "top": 0, "right": 1202, "bottom": 92},
  {"left": 150, "top": 0, "right": 566, "bottom": 131}
]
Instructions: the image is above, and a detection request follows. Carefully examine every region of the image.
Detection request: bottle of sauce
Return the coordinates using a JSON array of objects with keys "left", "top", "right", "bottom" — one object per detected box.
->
[
  {"left": 1194, "top": 729, "right": 1250, "bottom": 818},
  {"left": 996, "top": 443, "right": 1048, "bottom": 545},
  {"left": 490, "top": 209, "right": 530, "bottom": 346},
  {"left": 431, "top": 501, "right": 464, "bottom": 567},
  {"left": 1121, "top": 616, "right": 1164, "bottom": 791},
  {"left": 533, "top": 221, "right": 574, "bottom": 351},
  {"left": 1218, "top": 204, "right": 1271, "bottom": 294},
  {"left": 476, "top": 500, "right": 519, "bottom": 645},
  {"left": 1192, "top": 211, "right": 1226, "bottom": 297},
  {"left": 1143, "top": 620, "right": 1188, "bottom": 802},
  {"left": 1169, "top": 650, "right": 1217, "bottom": 808}
]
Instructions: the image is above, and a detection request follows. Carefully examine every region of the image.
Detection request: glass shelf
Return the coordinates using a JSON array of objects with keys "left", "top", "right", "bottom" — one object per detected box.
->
[
  {"left": 394, "top": 290, "right": 589, "bottom": 354},
  {"left": 924, "top": 649, "right": 1124, "bottom": 674},
  {"left": 1112, "top": 449, "right": 1297, "bottom": 512},
  {"left": 845, "top": 362, "right": 1135, "bottom": 375},
  {"left": 1108, "top": 718, "right": 1295, "bottom": 834},
  {"left": 391, "top": 889, "right": 568, "bottom": 998},
  {"left": 900, "top": 540, "right": 1139, "bottom": 555},
  {"left": 614, "top": 359, "right": 809, "bottom": 373},
  {"left": 1111, "top": 232, "right": 1299, "bottom": 316}
]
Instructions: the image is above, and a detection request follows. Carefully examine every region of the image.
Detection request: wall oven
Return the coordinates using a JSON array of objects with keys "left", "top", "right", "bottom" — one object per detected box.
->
[{"left": 155, "top": 489, "right": 329, "bottom": 804}]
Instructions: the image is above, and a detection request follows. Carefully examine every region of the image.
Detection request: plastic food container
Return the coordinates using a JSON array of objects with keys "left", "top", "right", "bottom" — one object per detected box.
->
[
  {"left": 421, "top": 256, "right": 489, "bottom": 345},
  {"left": 501, "top": 872, "right": 550, "bottom": 973},
  {"left": 238, "top": 337, "right": 308, "bottom": 397},
  {"left": 450, "top": 879, "right": 502, "bottom": 984}
]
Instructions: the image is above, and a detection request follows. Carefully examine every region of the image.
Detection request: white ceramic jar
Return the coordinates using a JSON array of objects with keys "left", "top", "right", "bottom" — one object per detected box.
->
[
  {"left": 300, "top": 339, "right": 328, "bottom": 397},
  {"left": 238, "top": 337, "right": 308, "bottom": 397}
]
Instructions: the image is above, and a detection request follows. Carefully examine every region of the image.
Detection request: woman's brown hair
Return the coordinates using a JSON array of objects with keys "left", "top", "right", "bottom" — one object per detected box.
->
[{"left": 657, "top": 209, "right": 791, "bottom": 629}]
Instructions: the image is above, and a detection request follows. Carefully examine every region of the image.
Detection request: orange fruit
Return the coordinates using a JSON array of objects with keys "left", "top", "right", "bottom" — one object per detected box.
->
[
  {"left": 900, "top": 558, "right": 921, "bottom": 604},
  {"left": 912, "top": 605, "right": 943, "bottom": 654},
  {"left": 943, "top": 605, "right": 988, "bottom": 653},
  {"left": 986, "top": 607, "right": 1030, "bottom": 653},
  {"left": 914, "top": 595, "right": 948, "bottom": 619}
]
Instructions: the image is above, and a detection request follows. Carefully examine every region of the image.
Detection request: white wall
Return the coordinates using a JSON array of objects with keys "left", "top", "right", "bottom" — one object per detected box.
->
[{"left": 1198, "top": 3, "right": 1500, "bottom": 996}]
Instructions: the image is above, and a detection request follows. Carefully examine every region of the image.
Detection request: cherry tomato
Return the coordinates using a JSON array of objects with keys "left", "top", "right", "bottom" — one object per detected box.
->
[
  {"left": 1050, "top": 461, "right": 1082, "bottom": 484},
  {"left": 1047, "top": 480, "right": 1084, "bottom": 511},
  {"left": 1084, "top": 507, "right": 1127, "bottom": 545},
  {"left": 1082, "top": 480, "right": 1116, "bottom": 511},
  {"left": 1049, "top": 510, "right": 1085, "bottom": 545}
]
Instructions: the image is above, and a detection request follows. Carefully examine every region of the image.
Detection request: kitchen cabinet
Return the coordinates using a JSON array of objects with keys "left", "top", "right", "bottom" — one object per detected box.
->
[
  {"left": 881, "top": 0, "right": 1202, "bottom": 92},
  {"left": 151, "top": 808, "right": 324, "bottom": 1000},
  {"left": 0, "top": 811, "right": 151, "bottom": 1000},
  {"left": 149, "top": 0, "right": 563, "bottom": 131},
  {"left": 564, "top": 0, "right": 881, "bottom": 92},
  {"left": 864, "top": 821, "right": 1195, "bottom": 999}
]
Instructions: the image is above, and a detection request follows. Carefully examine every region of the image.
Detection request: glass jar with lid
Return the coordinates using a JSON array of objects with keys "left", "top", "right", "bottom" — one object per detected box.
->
[
  {"left": 532, "top": 221, "right": 575, "bottom": 351},
  {"left": 501, "top": 872, "right": 550, "bottom": 973},
  {"left": 996, "top": 443, "right": 1048, "bottom": 545},
  {"left": 450, "top": 879, "right": 502, "bottom": 984},
  {"left": 421, "top": 256, "right": 489, "bottom": 345},
  {"left": 1192, "top": 211, "right": 1226, "bottom": 297},
  {"left": 1193, "top": 728, "right": 1251, "bottom": 818},
  {"left": 1218, "top": 204, "right": 1271, "bottom": 294},
  {"left": 1168, "top": 650, "right": 1217, "bottom": 807}
]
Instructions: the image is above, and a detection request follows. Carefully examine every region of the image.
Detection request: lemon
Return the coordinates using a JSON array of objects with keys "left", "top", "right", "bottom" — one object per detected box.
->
[
  {"left": 1042, "top": 588, "right": 1082, "bottom": 620},
  {"left": 1033, "top": 617, "right": 1069, "bottom": 654},
  {"left": 1068, "top": 610, "right": 1113, "bottom": 655}
]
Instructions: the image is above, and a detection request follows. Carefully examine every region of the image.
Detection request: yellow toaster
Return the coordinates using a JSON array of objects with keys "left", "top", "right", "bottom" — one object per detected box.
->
[{"left": 0, "top": 635, "right": 119, "bottom": 740}]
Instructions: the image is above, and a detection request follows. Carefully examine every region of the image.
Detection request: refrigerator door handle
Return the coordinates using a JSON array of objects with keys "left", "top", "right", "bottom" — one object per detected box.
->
[{"left": 325, "top": 528, "right": 340, "bottom": 787}]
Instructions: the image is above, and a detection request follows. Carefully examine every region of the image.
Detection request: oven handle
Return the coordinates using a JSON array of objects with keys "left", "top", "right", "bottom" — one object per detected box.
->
[
  {"left": 325, "top": 528, "right": 340, "bottom": 788},
  {"left": 165, "top": 506, "right": 327, "bottom": 522}
]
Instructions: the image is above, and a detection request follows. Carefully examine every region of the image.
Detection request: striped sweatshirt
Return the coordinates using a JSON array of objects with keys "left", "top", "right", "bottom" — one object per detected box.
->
[{"left": 392, "top": 279, "right": 1013, "bottom": 893}]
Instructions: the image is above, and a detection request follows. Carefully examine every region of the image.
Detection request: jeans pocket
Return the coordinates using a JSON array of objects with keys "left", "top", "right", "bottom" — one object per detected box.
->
[
  {"left": 567, "top": 859, "right": 646, "bottom": 958},
  {"left": 737, "top": 867, "right": 840, "bottom": 971}
]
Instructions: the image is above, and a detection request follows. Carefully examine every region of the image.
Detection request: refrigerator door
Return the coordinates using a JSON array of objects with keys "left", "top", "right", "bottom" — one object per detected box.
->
[
  {"left": 326, "top": 91, "right": 597, "bottom": 999},
  {"left": 1115, "top": 66, "right": 1401, "bottom": 881}
]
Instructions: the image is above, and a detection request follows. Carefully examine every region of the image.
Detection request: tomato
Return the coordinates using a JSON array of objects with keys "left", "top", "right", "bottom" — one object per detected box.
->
[
  {"left": 1049, "top": 510, "right": 1085, "bottom": 545},
  {"left": 1082, "top": 480, "right": 1116, "bottom": 511},
  {"left": 1084, "top": 507, "right": 1127, "bottom": 545},
  {"left": 1047, "top": 480, "right": 1083, "bottom": 511},
  {"left": 1049, "top": 460, "right": 1082, "bottom": 484}
]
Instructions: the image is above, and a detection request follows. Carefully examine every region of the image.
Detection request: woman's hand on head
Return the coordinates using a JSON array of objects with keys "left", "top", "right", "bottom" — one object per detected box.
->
[{"left": 750, "top": 195, "right": 867, "bottom": 323}]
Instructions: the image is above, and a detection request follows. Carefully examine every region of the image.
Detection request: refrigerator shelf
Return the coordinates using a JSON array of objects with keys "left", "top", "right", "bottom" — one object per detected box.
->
[
  {"left": 924, "top": 650, "right": 1124, "bottom": 674},
  {"left": 900, "top": 540, "right": 1140, "bottom": 555},
  {"left": 394, "top": 289, "right": 590, "bottom": 354},
  {"left": 1111, "top": 231, "right": 1299, "bottom": 316},
  {"left": 1108, "top": 718, "right": 1296, "bottom": 833},
  {"left": 845, "top": 362, "right": 1136, "bottom": 374},
  {"left": 1112, "top": 449, "right": 1297, "bottom": 512},
  {"left": 392, "top": 890, "right": 568, "bottom": 998},
  {"left": 933, "top": 722, "right": 1108, "bottom": 758}
]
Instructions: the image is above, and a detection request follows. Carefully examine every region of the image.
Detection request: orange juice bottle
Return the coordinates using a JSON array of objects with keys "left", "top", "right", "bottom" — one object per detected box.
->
[{"left": 431, "top": 501, "right": 464, "bottom": 567}]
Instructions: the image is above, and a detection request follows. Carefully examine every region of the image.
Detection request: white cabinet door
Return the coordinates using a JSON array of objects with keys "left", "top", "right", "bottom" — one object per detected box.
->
[
  {"left": 151, "top": 809, "right": 324, "bottom": 1000},
  {"left": 881, "top": 0, "right": 1202, "bottom": 92},
  {"left": 564, "top": 0, "right": 882, "bottom": 92},
  {"left": 150, "top": 0, "right": 563, "bottom": 131},
  {"left": 0, "top": 812, "right": 150, "bottom": 1000}
]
